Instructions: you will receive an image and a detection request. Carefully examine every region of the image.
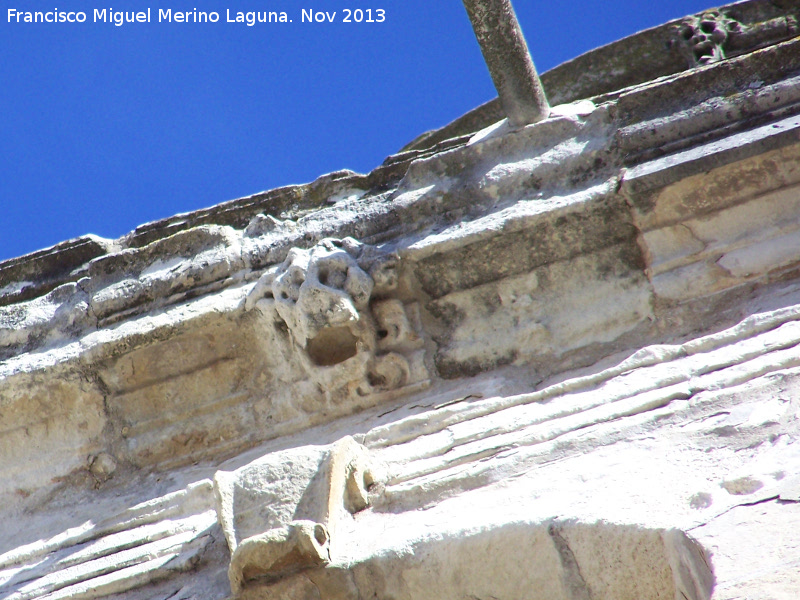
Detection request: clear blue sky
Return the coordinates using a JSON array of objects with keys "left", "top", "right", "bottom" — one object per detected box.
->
[{"left": 1, "top": 0, "right": 716, "bottom": 261}]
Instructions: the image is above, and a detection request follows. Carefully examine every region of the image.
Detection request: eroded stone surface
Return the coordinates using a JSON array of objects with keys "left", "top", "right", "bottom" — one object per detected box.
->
[
  {"left": 214, "top": 437, "right": 379, "bottom": 594},
  {"left": 244, "top": 237, "right": 428, "bottom": 409},
  {"left": 2, "top": 1, "right": 800, "bottom": 598}
]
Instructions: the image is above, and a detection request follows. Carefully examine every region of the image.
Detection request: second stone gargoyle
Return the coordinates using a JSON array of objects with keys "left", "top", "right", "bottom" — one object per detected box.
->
[{"left": 213, "top": 436, "right": 380, "bottom": 595}]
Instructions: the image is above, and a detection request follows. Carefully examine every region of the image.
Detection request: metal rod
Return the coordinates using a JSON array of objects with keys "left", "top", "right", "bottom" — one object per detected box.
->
[{"left": 462, "top": 0, "right": 550, "bottom": 127}]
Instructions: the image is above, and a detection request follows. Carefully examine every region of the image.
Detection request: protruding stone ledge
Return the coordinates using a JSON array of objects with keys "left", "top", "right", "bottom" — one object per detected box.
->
[
  {"left": 404, "top": 0, "right": 800, "bottom": 153},
  {"left": 621, "top": 112, "right": 800, "bottom": 197},
  {"left": 232, "top": 521, "right": 713, "bottom": 600},
  {"left": 0, "top": 235, "right": 113, "bottom": 307}
]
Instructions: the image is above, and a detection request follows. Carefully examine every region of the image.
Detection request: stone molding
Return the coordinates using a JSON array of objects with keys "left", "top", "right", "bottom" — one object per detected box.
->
[{"left": 3, "top": 1, "right": 800, "bottom": 598}]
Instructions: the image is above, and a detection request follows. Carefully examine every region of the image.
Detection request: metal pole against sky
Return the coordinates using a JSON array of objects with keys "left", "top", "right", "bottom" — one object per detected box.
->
[{"left": 462, "top": 0, "right": 551, "bottom": 127}]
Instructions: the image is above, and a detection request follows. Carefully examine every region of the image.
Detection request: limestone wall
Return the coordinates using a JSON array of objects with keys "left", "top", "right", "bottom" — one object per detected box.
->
[{"left": 2, "top": 2, "right": 800, "bottom": 598}]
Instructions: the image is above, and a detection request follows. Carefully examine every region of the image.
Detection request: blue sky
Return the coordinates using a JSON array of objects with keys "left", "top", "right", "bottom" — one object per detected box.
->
[{"left": 1, "top": 1, "right": 716, "bottom": 261}]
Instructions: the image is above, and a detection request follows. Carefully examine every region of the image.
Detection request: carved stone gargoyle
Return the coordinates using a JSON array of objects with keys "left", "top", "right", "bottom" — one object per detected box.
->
[
  {"left": 213, "top": 436, "right": 379, "bottom": 595},
  {"left": 244, "top": 237, "right": 427, "bottom": 405}
]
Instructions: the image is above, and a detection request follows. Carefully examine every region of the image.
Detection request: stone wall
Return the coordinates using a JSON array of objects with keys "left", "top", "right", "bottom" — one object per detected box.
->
[{"left": 2, "top": 1, "right": 800, "bottom": 598}]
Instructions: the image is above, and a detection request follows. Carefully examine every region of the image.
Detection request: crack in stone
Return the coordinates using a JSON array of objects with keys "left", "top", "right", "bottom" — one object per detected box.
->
[
  {"left": 688, "top": 494, "right": 781, "bottom": 532},
  {"left": 547, "top": 522, "right": 593, "bottom": 600}
]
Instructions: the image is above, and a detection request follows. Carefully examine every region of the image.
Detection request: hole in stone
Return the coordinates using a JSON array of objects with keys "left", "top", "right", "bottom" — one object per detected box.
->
[
  {"left": 682, "top": 27, "right": 693, "bottom": 40},
  {"left": 700, "top": 20, "right": 715, "bottom": 33},
  {"left": 306, "top": 327, "right": 359, "bottom": 366},
  {"left": 364, "top": 469, "right": 375, "bottom": 490},
  {"left": 377, "top": 329, "right": 389, "bottom": 340},
  {"left": 319, "top": 268, "right": 328, "bottom": 285},
  {"left": 368, "top": 370, "right": 386, "bottom": 388},
  {"left": 291, "top": 270, "right": 305, "bottom": 286},
  {"left": 274, "top": 320, "right": 290, "bottom": 338},
  {"left": 281, "top": 291, "right": 289, "bottom": 300},
  {"left": 314, "top": 524, "right": 328, "bottom": 545}
]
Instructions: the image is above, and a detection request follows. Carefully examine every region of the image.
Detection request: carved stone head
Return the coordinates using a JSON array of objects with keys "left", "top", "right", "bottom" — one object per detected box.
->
[
  {"left": 679, "top": 11, "right": 742, "bottom": 65},
  {"left": 271, "top": 239, "right": 374, "bottom": 367}
]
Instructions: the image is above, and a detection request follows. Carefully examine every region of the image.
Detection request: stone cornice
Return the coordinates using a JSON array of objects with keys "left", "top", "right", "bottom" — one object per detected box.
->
[
  {"left": 1, "top": 35, "right": 798, "bottom": 365},
  {"left": 4, "top": 3, "right": 800, "bottom": 598}
]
